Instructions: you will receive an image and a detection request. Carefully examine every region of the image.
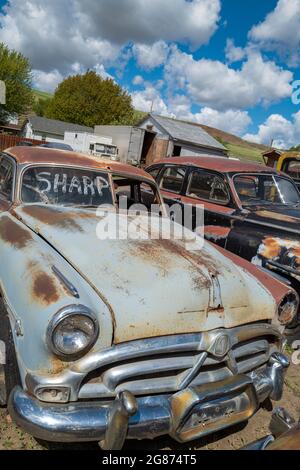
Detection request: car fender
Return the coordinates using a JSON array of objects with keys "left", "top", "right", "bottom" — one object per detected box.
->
[{"left": 0, "top": 212, "right": 114, "bottom": 385}]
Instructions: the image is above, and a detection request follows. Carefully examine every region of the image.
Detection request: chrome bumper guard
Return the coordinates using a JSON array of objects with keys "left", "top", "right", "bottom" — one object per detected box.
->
[{"left": 8, "top": 353, "right": 289, "bottom": 449}]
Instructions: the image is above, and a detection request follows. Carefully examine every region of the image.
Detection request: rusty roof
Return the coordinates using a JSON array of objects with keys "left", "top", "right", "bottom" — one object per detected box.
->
[
  {"left": 156, "top": 156, "right": 278, "bottom": 174},
  {"left": 5, "top": 146, "right": 154, "bottom": 181}
]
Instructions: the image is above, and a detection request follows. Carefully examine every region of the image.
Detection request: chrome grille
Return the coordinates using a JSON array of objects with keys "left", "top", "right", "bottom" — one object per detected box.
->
[{"left": 78, "top": 324, "right": 281, "bottom": 399}]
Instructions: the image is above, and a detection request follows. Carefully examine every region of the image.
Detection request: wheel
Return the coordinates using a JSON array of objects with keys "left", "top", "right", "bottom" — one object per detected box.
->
[{"left": 0, "top": 299, "right": 21, "bottom": 405}]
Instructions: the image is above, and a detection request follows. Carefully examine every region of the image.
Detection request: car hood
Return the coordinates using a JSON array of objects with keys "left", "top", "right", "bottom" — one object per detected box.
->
[{"left": 15, "top": 204, "right": 277, "bottom": 343}]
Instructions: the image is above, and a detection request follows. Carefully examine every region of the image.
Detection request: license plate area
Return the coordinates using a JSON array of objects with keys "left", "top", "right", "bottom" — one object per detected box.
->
[{"left": 170, "top": 375, "right": 258, "bottom": 443}]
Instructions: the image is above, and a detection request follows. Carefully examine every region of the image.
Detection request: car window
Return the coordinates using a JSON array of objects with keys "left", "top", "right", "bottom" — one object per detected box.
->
[
  {"left": 147, "top": 167, "right": 161, "bottom": 180},
  {"left": 234, "top": 176, "right": 257, "bottom": 200},
  {"left": 234, "top": 174, "right": 300, "bottom": 205},
  {"left": 160, "top": 166, "right": 186, "bottom": 194},
  {"left": 113, "top": 176, "right": 160, "bottom": 212},
  {"left": 0, "top": 157, "right": 14, "bottom": 201},
  {"left": 187, "top": 170, "right": 229, "bottom": 204},
  {"left": 21, "top": 166, "right": 113, "bottom": 206},
  {"left": 284, "top": 160, "right": 300, "bottom": 181}
]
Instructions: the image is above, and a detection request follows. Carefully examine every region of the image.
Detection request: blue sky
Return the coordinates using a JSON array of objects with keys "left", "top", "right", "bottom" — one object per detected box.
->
[{"left": 1, "top": 0, "right": 300, "bottom": 148}]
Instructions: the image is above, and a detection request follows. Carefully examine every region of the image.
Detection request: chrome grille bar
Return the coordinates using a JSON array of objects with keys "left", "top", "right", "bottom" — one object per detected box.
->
[{"left": 78, "top": 325, "right": 280, "bottom": 399}]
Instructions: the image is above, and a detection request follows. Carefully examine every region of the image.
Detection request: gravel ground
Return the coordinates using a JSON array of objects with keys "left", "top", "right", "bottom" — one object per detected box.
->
[{"left": 0, "top": 355, "right": 299, "bottom": 451}]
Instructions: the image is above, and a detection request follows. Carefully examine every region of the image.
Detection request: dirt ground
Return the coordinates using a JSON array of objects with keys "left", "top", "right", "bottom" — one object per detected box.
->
[{"left": 0, "top": 356, "right": 299, "bottom": 451}]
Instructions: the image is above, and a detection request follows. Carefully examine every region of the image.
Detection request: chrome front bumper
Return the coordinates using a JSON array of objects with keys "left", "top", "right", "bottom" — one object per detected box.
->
[{"left": 8, "top": 353, "right": 289, "bottom": 449}]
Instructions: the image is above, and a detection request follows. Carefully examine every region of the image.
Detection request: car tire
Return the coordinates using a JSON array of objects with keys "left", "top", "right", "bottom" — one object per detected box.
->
[{"left": 0, "top": 299, "right": 21, "bottom": 405}]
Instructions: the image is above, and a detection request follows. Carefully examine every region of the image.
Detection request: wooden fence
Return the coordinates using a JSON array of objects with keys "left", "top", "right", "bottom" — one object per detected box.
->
[{"left": 0, "top": 135, "right": 43, "bottom": 151}]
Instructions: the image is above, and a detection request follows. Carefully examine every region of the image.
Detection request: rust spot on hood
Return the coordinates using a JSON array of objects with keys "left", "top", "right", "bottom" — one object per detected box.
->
[
  {"left": 22, "top": 205, "right": 84, "bottom": 232},
  {"left": 0, "top": 215, "right": 33, "bottom": 248},
  {"left": 127, "top": 238, "right": 216, "bottom": 290},
  {"left": 32, "top": 271, "right": 60, "bottom": 305}
]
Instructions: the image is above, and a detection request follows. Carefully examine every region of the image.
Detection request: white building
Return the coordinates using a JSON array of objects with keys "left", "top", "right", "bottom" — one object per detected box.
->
[{"left": 22, "top": 116, "right": 93, "bottom": 143}]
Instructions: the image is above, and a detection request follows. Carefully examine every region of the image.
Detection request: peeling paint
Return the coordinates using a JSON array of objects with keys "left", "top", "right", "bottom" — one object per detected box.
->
[
  {"left": 205, "top": 225, "right": 231, "bottom": 242},
  {"left": 256, "top": 237, "right": 300, "bottom": 273}
]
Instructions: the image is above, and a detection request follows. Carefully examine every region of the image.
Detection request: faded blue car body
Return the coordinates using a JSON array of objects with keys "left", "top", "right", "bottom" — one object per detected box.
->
[{"left": 0, "top": 146, "right": 296, "bottom": 448}]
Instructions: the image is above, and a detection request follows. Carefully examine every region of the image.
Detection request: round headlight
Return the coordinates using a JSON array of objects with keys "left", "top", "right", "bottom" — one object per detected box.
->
[
  {"left": 47, "top": 305, "right": 99, "bottom": 359},
  {"left": 278, "top": 292, "right": 299, "bottom": 326}
]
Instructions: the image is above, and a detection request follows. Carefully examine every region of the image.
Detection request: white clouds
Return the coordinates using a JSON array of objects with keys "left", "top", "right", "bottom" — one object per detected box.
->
[
  {"left": 131, "top": 86, "right": 171, "bottom": 116},
  {"left": 165, "top": 47, "right": 293, "bottom": 110},
  {"left": 0, "top": 0, "right": 120, "bottom": 78},
  {"left": 0, "top": 0, "right": 221, "bottom": 75},
  {"left": 194, "top": 108, "right": 252, "bottom": 136},
  {"left": 133, "top": 41, "right": 169, "bottom": 70},
  {"left": 77, "top": 0, "right": 221, "bottom": 47},
  {"left": 132, "top": 75, "right": 144, "bottom": 86},
  {"left": 225, "top": 39, "right": 246, "bottom": 64},
  {"left": 249, "top": 0, "right": 300, "bottom": 66},
  {"left": 163, "top": 95, "right": 252, "bottom": 136},
  {"left": 0, "top": 0, "right": 222, "bottom": 92},
  {"left": 244, "top": 112, "right": 300, "bottom": 149},
  {"left": 32, "top": 69, "right": 63, "bottom": 92}
]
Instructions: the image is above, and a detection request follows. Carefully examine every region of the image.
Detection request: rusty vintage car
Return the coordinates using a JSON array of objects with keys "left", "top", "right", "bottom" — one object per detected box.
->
[
  {"left": 147, "top": 157, "right": 300, "bottom": 333},
  {"left": 0, "top": 147, "right": 298, "bottom": 449}
]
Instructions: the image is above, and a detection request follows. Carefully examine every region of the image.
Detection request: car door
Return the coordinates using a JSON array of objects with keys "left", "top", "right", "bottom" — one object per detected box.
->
[
  {"left": 0, "top": 154, "right": 15, "bottom": 213},
  {"left": 150, "top": 164, "right": 189, "bottom": 226},
  {"left": 181, "top": 168, "right": 239, "bottom": 243}
]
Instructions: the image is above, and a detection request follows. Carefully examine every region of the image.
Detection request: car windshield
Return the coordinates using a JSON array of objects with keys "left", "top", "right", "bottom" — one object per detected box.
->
[
  {"left": 234, "top": 173, "right": 300, "bottom": 206},
  {"left": 21, "top": 166, "right": 113, "bottom": 206}
]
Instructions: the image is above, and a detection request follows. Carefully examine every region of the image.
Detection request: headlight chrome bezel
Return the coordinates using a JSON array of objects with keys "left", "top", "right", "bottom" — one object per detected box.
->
[{"left": 47, "top": 304, "right": 99, "bottom": 360}]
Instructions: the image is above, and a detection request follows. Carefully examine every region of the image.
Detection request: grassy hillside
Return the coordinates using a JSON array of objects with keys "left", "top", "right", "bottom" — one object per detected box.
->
[
  {"left": 199, "top": 124, "right": 269, "bottom": 163},
  {"left": 33, "top": 89, "right": 53, "bottom": 101}
]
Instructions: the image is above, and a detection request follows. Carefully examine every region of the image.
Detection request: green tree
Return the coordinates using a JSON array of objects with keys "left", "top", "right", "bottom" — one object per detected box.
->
[
  {"left": 0, "top": 43, "right": 33, "bottom": 123},
  {"left": 45, "top": 71, "right": 134, "bottom": 126},
  {"left": 32, "top": 97, "right": 52, "bottom": 117}
]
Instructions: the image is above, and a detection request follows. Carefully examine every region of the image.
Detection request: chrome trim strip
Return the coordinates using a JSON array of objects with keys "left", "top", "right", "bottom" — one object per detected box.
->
[
  {"left": 177, "top": 352, "right": 207, "bottom": 390},
  {"left": 51, "top": 265, "right": 80, "bottom": 298}
]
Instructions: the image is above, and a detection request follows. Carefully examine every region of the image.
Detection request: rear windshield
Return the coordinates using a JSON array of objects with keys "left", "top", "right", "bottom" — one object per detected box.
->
[{"left": 21, "top": 166, "right": 113, "bottom": 206}]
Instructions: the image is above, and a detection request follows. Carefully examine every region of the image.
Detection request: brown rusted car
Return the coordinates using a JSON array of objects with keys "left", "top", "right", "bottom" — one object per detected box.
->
[
  {"left": 0, "top": 147, "right": 298, "bottom": 449},
  {"left": 147, "top": 156, "right": 300, "bottom": 333}
]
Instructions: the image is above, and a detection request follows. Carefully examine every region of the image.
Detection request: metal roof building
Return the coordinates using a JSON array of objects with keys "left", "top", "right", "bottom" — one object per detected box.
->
[{"left": 138, "top": 113, "right": 228, "bottom": 159}]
